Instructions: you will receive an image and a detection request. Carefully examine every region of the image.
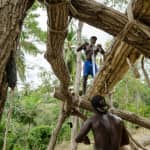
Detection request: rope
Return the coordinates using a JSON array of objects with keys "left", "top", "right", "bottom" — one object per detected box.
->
[{"left": 117, "top": 0, "right": 150, "bottom": 42}]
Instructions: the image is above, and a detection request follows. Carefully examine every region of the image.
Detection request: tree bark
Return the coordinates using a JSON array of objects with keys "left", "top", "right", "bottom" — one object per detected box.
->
[
  {"left": 0, "top": 0, "right": 35, "bottom": 119},
  {"left": 54, "top": 91, "right": 150, "bottom": 130},
  {"left": 0, "top": 74, "right": 8, "bottom": 120},
  {"left": 131, "top": 0, "right": 150, "bottom": 26},
  {"left": 45, "top": 1, "right": 70, "bottom": 91},
  {"left": 70, "top": 0, "right": 150, "bottom": 57},
  {"left": 0, "top": 0, "right": 35, "bottom": 84},
  {"left": 71, "top": 21, "right": 83, "bottom": 150},
  {"left": 47, "top": 107, "right": 68, "bottom": 150}
]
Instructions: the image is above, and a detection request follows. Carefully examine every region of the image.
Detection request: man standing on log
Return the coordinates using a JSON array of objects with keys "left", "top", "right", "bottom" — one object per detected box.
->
[
  {"left": 77, "top": 36, "right": 105, "bottom": 94},
  {"left": 75, "top": 95, "right": 130, "bottom": 150}
]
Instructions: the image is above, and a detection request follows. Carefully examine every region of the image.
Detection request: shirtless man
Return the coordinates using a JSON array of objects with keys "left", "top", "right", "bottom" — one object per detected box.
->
[
  {"left": 77, "top": 36, "right": 105, "bottom": 94},
  {"left": 75, "top": 95, "right": 130, "bottom": 150}
]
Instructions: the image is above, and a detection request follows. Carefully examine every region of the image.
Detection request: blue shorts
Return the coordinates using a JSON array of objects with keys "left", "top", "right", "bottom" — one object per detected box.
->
[{"left": 83, "top": 60, "right": 98, "bottom": 77}]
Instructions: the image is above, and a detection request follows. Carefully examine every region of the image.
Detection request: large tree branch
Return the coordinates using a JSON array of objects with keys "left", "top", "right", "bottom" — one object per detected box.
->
[
  {"left": 70, "top": 0, "right": 150, "bottom": 57},
  {"left": 54, "top": 90, "right": 150, "bottom": 129},
  {"left": 45, "top": 1, "right": 70, "bottom": 91}
]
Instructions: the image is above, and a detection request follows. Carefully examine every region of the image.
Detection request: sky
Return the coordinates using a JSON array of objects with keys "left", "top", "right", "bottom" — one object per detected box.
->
[{"left": 19, "top": 0, "right": 125, "bottom": 89}]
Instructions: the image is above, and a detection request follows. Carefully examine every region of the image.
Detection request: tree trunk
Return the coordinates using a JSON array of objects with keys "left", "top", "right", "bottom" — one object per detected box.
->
[
  {"left": 71, "top": 21, "right": 83, "bottom": 150},
  {"left": 70, "top": 0, "right": 150, "bottom": 57},
  {"left": 45, "top": 1, "right": 70, "bottom": 91},
  {"left": 0, "top": 74, "right": 8, "bottom": 120},
  {"left": 47, "top": 107, "right": 68, "bottom": 150},
  {"left": 0, "top": 0, "right": 35, "bottom": 119}
]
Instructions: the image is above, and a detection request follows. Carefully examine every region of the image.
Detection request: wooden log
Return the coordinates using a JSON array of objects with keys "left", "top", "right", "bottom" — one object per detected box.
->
[
  {"left": 70, "top": 0, "right": 150, "bottom": 58},
  {"left": 45, "top": 1, "right": 70, "bottom": 90},
  {"left": 54, "top": 90, "right": 150, "bottom": 129}
]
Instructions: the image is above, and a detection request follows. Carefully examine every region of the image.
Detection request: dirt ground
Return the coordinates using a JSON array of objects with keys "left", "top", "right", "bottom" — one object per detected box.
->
[{"left": 55, "top": 128, "right": 150, "bottom": 150}]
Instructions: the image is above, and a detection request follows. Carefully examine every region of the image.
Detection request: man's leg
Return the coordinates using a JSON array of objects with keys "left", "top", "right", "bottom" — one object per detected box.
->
[
  {"left": 83, "top": 75, "right": 88, "bottom": 95},
  {"left": 83, "top": 61, "right": 89, "bottom": 95}
]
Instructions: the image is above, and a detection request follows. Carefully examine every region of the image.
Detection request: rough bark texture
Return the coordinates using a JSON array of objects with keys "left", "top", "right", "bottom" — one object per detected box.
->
[
  {"left": 0, "top": 0, "right": 35, "bottom": 84},
  {"left": 86, "top": 40, "right": 140, "bottom": 98},
  {"left": 0, "top": 0, "right": 35, "bottom": 118},
  {"left": 55, "top": 91, "right": 150, "bottom": 130},
  {"left": 70, "top": 0, "right": 150, "bottom": 57},
  {"left": 131, "top": 0, "right": 150, "bottom": 26},
  {"left": 0, "top": 74, "right": 8, "bottom": 120},
  {"left": 45, "top": 1, "right": 70, "bottom": 91}
]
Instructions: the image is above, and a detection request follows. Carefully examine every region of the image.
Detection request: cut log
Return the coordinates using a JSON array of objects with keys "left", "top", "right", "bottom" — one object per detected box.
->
[
  {"left": 45, "top": 1, "right": 70, "bottom": 91},
  {"left": 70, "top": 0, "right": 150, "bottom": 57}
]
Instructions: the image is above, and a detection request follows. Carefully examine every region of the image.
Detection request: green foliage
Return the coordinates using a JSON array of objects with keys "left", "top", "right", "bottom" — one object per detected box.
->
[
  {"left": 28, "top": 125, "right": 51, "bottom": 150},
  {"left": 17, "top": 1, "right": 46, "bottom": 81},
  {"left": 113, "top": 72, "right": 150, "bottom": 117},
  {"left": 64, "top": 22, "right": 77, "bottom": 82}
]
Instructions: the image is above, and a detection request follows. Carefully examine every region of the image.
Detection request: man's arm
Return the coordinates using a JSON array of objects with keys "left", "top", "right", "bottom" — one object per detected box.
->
[
  {"left": 120, "top": 122, "right": 130, "bottom": 147},
  {"left": 77, "top": 42, "right": 89, "bottom": 52},
  {"left": 75, "top": 118, "right": 92, "bottom": 144},
  {"left": 96, "top": 44, "right": 105, "bottom": 55}
]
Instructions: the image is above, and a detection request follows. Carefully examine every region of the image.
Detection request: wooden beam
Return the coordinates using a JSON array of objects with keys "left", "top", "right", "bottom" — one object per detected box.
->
[{"left": 70, "top": 0, "right": 150, "bottom": 58}]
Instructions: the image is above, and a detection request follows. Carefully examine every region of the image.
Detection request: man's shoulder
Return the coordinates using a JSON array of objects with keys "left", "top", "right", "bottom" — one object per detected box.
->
[{"left": 108, "top": 113, "right": 122, "bottom": 123}]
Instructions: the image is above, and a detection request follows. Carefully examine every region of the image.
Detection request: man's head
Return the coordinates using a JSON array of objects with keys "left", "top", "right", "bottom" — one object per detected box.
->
[
  {"left": 91, "top": 95, "right": 109, "bottom": 114},
  {"left": 90, "top": 36, "right": 97, "bottom": 45}
]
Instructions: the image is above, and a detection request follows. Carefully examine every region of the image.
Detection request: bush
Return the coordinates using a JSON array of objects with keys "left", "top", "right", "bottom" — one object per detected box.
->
[{"left": 28, "top": 125, "right": 52, "bottom": 150}]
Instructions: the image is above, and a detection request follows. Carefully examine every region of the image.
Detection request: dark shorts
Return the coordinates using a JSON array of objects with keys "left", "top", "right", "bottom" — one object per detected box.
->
[{"left": 83, "top": 60, "right": 98, "bottom": 77}]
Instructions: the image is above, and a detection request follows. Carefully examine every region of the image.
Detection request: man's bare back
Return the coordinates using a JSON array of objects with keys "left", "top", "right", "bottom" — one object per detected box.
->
[{"left": 76, "top": 95, "right": 129, "bottom": 150}]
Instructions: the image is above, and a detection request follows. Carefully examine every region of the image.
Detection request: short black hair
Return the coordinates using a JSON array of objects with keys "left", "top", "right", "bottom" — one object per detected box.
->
[
  {"left": 90, "top": 36, "right": 97, "bottom": 40},
  {"left": 91, "top": 95, "right": 109, "bottom": 114}
]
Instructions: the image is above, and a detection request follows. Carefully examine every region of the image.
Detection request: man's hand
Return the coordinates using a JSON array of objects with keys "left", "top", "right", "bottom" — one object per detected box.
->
[
  {"left": 83, "top": 42, "right": 89, "bottom": 46},
  {"left": 77, "top": 42, "right": 89, "bottom": 52},
  {"left": 97, "top": 44, "right": 102, "bottom": 48},
  {"left": 82, "top": 136, "right": 90, "bottom": 145}
]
